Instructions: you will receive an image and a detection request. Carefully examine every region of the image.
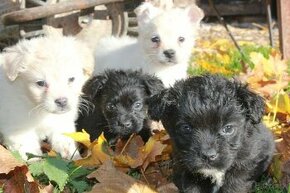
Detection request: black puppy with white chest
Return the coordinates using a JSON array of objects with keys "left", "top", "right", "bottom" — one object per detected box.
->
[
  {"left": 77, "top": 70, "right": 164, "bottom": 145},
  {"left": 148, "top": 74, "right": 275, "bottom": 193}
]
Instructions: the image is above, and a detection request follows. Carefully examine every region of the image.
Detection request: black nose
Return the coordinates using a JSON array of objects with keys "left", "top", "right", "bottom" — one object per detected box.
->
[
  {"left": 122, "top": 121, "right": 132, "bottom": 128},
  {"left": 202, "top": 148, "right": 218, "bottom": 161},
  {"left": 163, "top": 49, "right": 175, "bottom": 59},
  {"left": 55, "top": 97, "right": 68, "bottom": 108}
]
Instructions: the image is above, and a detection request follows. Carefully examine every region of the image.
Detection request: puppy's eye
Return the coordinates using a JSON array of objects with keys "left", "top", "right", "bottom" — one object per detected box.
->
[
  {"left": 221, "top": 125, "right": 235, "bottom": 135},
  {"left": 151, "top": 35, "right": 160, "bottom": 43},
  {"left": 68, "top": 77, "right": 75, "bottom": 83},
  {"left": 36, "top": 80, "right": 47, "bottom": 87},
  {"left": 178, "top": 36, "right": 185, "bottom": 43},
  {"left": 133, "top": 101, "right": 143, "bottom": 110},
  {"left": 180, "top": 124, "right": 191, "bottom": 133},
  {"left": 106, "top": 103, "right": 116, "bottom": 111}
]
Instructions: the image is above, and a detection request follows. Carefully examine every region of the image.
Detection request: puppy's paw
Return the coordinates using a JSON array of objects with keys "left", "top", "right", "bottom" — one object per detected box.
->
[
  {"left": 4, "top": 132, "right": 42, "bottom": 161},
  {"left": 50, "top": 134, "right": 80, "bottom": 160}
]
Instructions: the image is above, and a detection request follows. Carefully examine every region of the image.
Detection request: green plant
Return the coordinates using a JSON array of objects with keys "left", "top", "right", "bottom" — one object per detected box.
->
[
  {"left": 127, "top": 169, "right": 141, "bottom": 180},
  {"left": 28, "top": 153, "right": 94, "bottom": 193},
  {"left": 252, "top": 176, "right": 286, "bottom": 193}
]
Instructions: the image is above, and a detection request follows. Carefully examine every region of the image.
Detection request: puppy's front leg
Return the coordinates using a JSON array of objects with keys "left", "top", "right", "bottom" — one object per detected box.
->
[
  {"left": 49, "top": 123, "right": 80, "bottom": 160},
  {"left": 218, "top": 171, "right": 252, "bottom": 193},
  {"left": 173, "top": 167, "right": 214, "bottom": 193},
  {"left": 4, "top": 130, "right": 42, "bottom": 160}
]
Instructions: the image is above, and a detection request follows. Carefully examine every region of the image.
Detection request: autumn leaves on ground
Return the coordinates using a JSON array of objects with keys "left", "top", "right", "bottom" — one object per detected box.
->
[{"left": 0, "top": 38, "right": 289, "bottom": 193}]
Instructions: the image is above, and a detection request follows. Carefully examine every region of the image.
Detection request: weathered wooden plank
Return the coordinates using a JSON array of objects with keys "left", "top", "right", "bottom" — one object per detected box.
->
[
  {"left": 1, "top": 0, "right": 123, "bottom": 26},
  {"left": 277, "top": 0, "right": 290, "bottom": 59}
]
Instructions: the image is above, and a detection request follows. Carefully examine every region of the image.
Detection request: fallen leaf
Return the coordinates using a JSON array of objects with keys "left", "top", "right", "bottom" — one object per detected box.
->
[
  {"left": 87, "top": 160, "right": 157, "bottom": 193},
  {"left": 74, "top": 133, "right": 112, "bottom": 167},
  {"left": 0, "top": 145, "right": 24, "bottom": 174},
  {"left": 114, "top": 132, "right": 168, "bottom": 170},
  {"left": 141, "top": 135, "right": 167, "bottom": 170},
  {"left": 267, "top": 92, "right": 290, "bottom": 114},
  {"left": 64, "top": 129, "right": 91, "bottom": 148},
  {"left": 0, "top": 166, "right": 39, "bottom": 193},
  {"left": 114, "top": 135, "right": 145, "bottom": 168}
]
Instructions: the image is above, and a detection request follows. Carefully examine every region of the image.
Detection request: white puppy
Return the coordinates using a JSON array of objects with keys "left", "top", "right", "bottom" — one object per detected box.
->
[
  {"left": 0, "top": 28, "right": 94, "bottom": 160},
  {"left": 93, "top": 2, "right": 204, "bottom": 86}
]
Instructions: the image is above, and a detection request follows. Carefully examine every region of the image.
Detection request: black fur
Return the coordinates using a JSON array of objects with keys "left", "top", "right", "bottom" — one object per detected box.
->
[
  {"left": 147, "top": 74, "right": 275, "bottom": 193},
  {"left": 77, "top": 70, "right": 164, "bottom": 145}
]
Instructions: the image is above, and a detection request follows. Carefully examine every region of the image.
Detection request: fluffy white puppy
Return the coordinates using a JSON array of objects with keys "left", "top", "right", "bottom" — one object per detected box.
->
[
  {"left": 0, "top": 29, "right": 94, "bottom": 160},
  {"left": 93, "top": 2, "right": 204, "bottom": 86}
]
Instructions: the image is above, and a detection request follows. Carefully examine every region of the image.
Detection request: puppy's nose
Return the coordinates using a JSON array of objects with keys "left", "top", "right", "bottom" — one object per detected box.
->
[
  {"left": 202, "top": 148, "right": 218, "bottom": 161},
  {"left": 163, "top": 49, "right": 175, "bottom": 59},
  {"left": 123, "top": 121, "right": 132, "bottom": 128},
  {"left": 55, "top": 97, "right": 68, "bottom": 108}
]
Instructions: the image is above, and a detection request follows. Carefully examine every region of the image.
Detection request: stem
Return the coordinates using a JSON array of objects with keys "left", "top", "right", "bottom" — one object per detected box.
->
[{"left": 207, "top": 0, "right": 248, "bottom": 72}]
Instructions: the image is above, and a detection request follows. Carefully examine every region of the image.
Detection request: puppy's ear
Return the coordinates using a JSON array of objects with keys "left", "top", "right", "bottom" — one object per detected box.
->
[
  {"left": 83, "top": 75, "right": 108, "bottom": 100},
  {"left": 186, "top": 4, "right": 204, "bottom": 24},
  {"left": 236, "top": 83, "right": 265, "bottom": 124},
  {"left": 141, "top": 74, "right": 165, "bottom": 96},
  {"left": 2, "top": 43, "right": 29, "bottom": 81},
  {"left": 79, "top": 43, "right": 95, "bottom": 80},
  {"left": 135, "top": 2, "right": 161, "bottom": 26},
  {"left": 147, "top": 89, "right": 169, "bottom": 121}
]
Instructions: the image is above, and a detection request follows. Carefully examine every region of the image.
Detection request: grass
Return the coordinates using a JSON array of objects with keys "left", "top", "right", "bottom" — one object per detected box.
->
[{"left": 253, "top": 176, "right": 286, "bottom": 193}]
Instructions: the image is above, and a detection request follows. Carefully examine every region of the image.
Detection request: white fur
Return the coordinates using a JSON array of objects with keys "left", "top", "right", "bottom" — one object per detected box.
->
[
  {"left": 93, "top": 2, "right": 204, "bottom": 87},
  {"left": 0, "top": 30, "right": 94, "bottom": 160},
  {"left": 199, "top": 168, "right": 225, "bottom": 187}
]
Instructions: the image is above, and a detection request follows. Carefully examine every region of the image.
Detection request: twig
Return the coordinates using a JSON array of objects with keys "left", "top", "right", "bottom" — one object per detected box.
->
[
  {"left": 120, "top": 133, "right": 136, "bottom": 155},
  {"left": 140, "top": 167, "right": 150, "bottom": 185},
  {"left": 207, "top": 0, "right": 248, "bottom": 72}
]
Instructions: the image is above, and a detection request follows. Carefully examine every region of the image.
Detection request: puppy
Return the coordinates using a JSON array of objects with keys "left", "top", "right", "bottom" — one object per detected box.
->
[
  {"left": 0, "top": 29, "right": 94, "bottom": 160},
  {"left": 77, "top": 70, "right": 164, "bottom": 145},
  {"left": 93, "top": 2, "right": 204, "bottom": 87},
  {"left": 147, "top": 74, "right": 275, "bottom": 193}
]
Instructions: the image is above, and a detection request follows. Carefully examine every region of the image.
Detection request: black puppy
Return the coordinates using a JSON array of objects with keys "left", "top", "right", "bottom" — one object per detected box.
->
[
  {"left": 77, "top": 70, "right": 164, "bottom": 145},
  {"left": 147, "top": 74, "right": 275, "bottom": 193}
]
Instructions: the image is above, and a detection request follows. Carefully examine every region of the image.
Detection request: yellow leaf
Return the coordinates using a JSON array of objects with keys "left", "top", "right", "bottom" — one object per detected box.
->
[
  {"left": 114, "top": 154, "right": 137, "bottom": 168},
  {"left": 64, "top": 129, "right": 91, "bottom": 148},
  {"left": 268, "top": 92, "right": 290, "bottom": 114},
  {"left": 250, "top": 52, "right": 274, "bottom": 77},
  {"left": 74, "top": 133, "right": 111, "bottom": 167},
  {"left": 141, "top": 137, "right": 167, "bottom": 170}
]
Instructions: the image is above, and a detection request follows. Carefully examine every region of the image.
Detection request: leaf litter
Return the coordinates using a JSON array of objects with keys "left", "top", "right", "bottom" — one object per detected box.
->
[{"left": 0, "top": 23, "right": 289, "bottom": 192}]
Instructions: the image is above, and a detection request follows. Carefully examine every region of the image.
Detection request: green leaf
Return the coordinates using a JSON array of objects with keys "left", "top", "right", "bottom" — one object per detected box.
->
[
  {"left": 68, "top": 165, "right": 92, "bottom": 180},
  {"left": 43, "top": 157, "right": 69, "bottom": 191},
  {"left": 26, "top": 153, "right": 43, "bottom": 160},
  {"left": 29, "top": 161, "right": 44, "bottom": 176},
  {"left": 69, "top": 180, "right": 91, "bottom": 193},
  {"left": 10, "top": 151, "right": 25, "bottom": 163}
]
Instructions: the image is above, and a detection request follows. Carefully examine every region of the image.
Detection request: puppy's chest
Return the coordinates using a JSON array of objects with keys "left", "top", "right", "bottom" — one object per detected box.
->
[{"left": 198, "top": 168, "right": 225, "bottom": 187}]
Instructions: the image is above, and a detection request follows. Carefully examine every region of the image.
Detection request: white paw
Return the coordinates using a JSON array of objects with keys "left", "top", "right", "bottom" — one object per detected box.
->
[
  {"left": 50, "top": 134, "right": 80, "bottom": 160},
  {"left": 4, "top": 132, "right": 42, "bottom": 160}
]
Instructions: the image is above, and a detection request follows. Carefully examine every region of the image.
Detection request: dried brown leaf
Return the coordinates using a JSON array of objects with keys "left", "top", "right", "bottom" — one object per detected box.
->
[
  {"left": 0, "top": 166, "right": 39, "bottom": 193},
  {"left": 87, "top": 161, "right": 157, "bottom": 193},
  {"left": 0, "top": 145, "right": 24, "bottom": 174}
]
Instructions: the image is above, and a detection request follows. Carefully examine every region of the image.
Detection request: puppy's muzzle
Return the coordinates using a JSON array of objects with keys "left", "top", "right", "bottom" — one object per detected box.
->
[
  {"left": 118, "top": 120, "right": 132, "bottom": 128},
  {"left": 202, "top": 148, "right": 218, "bottom": 161},
  {"left": 55, "top": 97, "right": 68, "bottom": 108},
  {"left": 163, "top": 49, "right": 177, "bottom": 64},
  {"left": 54, "top": 97, "right": 70, "bottom": 113}
]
